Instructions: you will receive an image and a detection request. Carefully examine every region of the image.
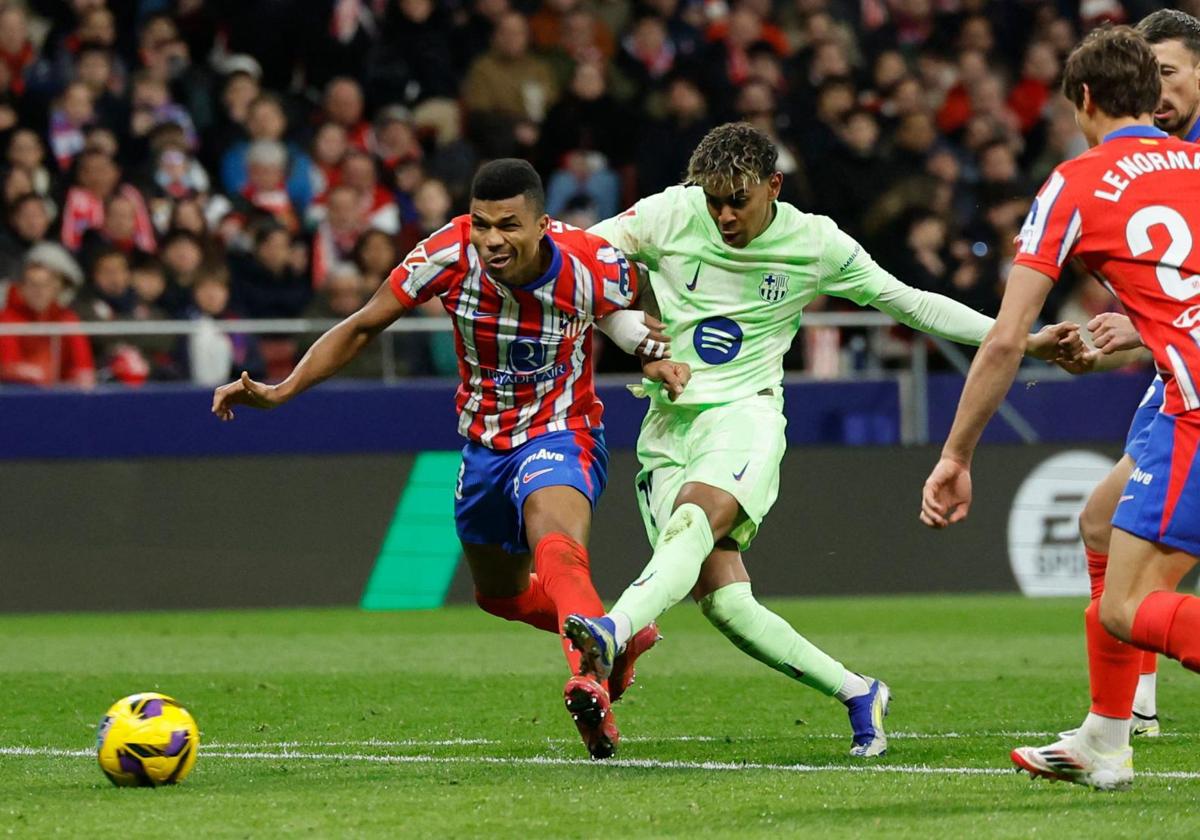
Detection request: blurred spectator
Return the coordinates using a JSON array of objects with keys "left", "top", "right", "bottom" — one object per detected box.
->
[
  {"left": 74, "top": 44, "right": 126, "bottom": 131},
  {"left": 181, "top": 262, "right": 262, "bottom": 386},
  {"left": 60, "top": 151, "right": 155, "bottom": 254},
  {"left": 0, "top": 245, "right": 94, "bottom": 388},
  {"left": 339, "top": 150, "right": 400, "bottom": 234},
  {"left": 0, "top": 4, "right": 34, "bottom": 98},
  {"left": 636, "top": 74, "right": 710, "bottom": 195},
  {"left": 231, "top": 219, "right": 311, "bottom": 318},
  {"left": 311, "top": 184, "right": 365, "bottom": 287},
  {"left": 126, "top": 255, "right": 178, "bottom": 380},
  {"left": 79, "top": 192, "right": 153, "bottom": 268},
  {"left": 49, "top": 81, "right": 94, "bottom": 171},
  {"left": 0, "top": 192, "right": 54, "bottom": 283},
  {"left": 74, "top": 245, "right": 153, "bottom": 384},
  {"left": 397, "top": 178, "right": 452, "bottom": 255},
  {"left": 7, "top": 129, "right": 56, "bottom": 200},
  {"left": 1008, "top": 41, "right": 1061, "bottom": 135},
  {"left": 546, "top": 150, "right": 619, "bottom": 221},
  {"left": 813, "top": 108, "right": 889, "bottom": 242},
  {"left": 354, "top": 228, "right": 399, "bottom": 290},
  {"left": 235, "top": 140, "right": 300, "bottom": 233},
  {"left": 370, "top": 106, "right": 423, "bottom": 173},
  {"left": 369, "top": 0, "right": 459, "bottom": 105},
  {"left": 462, "top": 12, "right": 558, "bottom": 157},
  {"left": 308, "top": 121, "right": 348, "bottom": 201},
  {"left": 617, "top": 14, "right": 677, "bottom": 98},
  {"left": 128, "top": 71, "right": 198, "bottom": 153},
  {"left": 539, "top": 61, "right": 633, "bottom": 173},
  {"left": 220, "top": 94, "right": 314, "bottom": 214},
  {"left": 323, "top": 77, "right": 371, "bottom": 151},
  {"left": 531, "top": 0, "right": 616, "bottom": 61},
  {"left": 158, "top": 228, "right": 208, "bottom": 315}
]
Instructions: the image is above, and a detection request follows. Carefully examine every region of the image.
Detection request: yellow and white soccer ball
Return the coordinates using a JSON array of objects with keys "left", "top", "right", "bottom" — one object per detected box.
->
[{"left": 96, "top": 692, "right": 199, "bottom": 787}]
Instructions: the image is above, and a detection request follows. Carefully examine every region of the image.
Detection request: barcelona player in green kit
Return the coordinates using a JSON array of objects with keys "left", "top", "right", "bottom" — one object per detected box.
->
[{"left": 566, "top": 123, "right": 1078, "bottom": 757}]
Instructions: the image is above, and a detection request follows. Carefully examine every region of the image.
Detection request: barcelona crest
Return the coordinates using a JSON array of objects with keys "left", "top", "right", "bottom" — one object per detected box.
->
[{"left": 759, "top": 272, "right": 789, "bottom": 302}]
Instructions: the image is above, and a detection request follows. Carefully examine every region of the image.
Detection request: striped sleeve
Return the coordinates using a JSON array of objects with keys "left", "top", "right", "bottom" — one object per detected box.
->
[
  {"left": 581, "top": 234, "right": 638, "bottom": 318},
  {"left": 387, "top": 222, "right": 464, "bottom": 307},
  {"left": 1013, "top": 167, "right": 1083, "bottom": 281}
]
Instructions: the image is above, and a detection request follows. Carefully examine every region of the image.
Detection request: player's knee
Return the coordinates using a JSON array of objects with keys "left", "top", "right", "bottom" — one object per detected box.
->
[
  {"left": 1078, "top": 504, "right": 1112, "bottom": 554},
  {"left": 698, "top": 581, "right": 756, "bottom": 631},
  {"left": 1098, "top": 593, "right": 1135, "bottom": 642}
]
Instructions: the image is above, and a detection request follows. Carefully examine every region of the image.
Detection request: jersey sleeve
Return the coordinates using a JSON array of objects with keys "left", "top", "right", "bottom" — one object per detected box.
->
[
  {"left": 589, "top": 191, "right": 670, "bottom": 270},
  {"left": 387, "top": 222, "right": 464, "bottom": 307},
  {"left": 1013, "top": 167, "right": 1083, "bottom": 281},
  {"left": 816, "top": 219, "right": 892, "bottom": 305},
  {"left": 585, "top": 237, "right": 639, "bottom": 318}
]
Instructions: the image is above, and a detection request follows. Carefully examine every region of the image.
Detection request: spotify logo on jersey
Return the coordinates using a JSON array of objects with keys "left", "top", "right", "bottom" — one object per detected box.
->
[{"left": 693, "top": 317, "right": 743, "bottom": 365}]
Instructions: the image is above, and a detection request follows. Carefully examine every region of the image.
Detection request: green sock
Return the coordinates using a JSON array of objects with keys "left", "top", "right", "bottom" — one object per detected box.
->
[
  {"left": 698, "top": 581, "right": 847, "bottom": 696},
  {"left": 611, "top": 503, "right": 714, "bottom": 639}
]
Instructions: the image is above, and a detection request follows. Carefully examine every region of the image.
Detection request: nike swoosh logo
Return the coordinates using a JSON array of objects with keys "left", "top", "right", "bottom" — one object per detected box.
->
[
  {"left": 471, "top": 309, "right": 498, "bottom": 319},
  {"left": 1118, "top": 495, "right": 1135, "bottom": 503},
  {"left": 685, "top": 264, "right": 700, "bottom": 291},
  {"left": 632, "top": 572, "right": 656, "bottom": 587},
  {"left": 522, "top": 467, "right": 554, "bottom": 484},
  {"left": 733, "top": 461, "right": 749, "bottom": 481}
]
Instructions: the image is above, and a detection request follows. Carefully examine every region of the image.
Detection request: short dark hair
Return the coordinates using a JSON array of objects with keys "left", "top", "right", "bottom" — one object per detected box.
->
[
  {"left": 1062, "top": 25, "right": 1160, "bottom": 119},
  {"left": 470, "top": 158, "right": 545, "bottom": 213},
  {"left": 1136, "top": 9, "right": 1200, "bottom": 58},
  {"left": 686, "top": 122, "right": 778, "bottom": 192}
]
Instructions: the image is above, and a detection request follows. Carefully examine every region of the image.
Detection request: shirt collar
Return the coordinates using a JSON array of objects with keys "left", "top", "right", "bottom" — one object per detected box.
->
[
  {"left": 1185, "top": 118, "right": 1200, "bottom": 144},
  {"left": 1102, "top": 125, "right": 1169, "bottom": 143}
]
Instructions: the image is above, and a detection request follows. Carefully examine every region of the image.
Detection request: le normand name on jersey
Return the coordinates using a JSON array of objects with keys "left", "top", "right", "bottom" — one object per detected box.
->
[{"left": 1094, "top": 148, "right": 1200, "bottom": 203}]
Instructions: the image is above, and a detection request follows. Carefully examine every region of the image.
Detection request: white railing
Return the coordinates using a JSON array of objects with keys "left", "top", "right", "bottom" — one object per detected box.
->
[{"left": 0, "top": 311, "right": 1070, "bottom": 445}]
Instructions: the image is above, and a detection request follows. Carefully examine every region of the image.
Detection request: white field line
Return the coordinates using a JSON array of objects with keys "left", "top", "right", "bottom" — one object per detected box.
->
[{"left": 4, "top": 745, "right": 1200, "bottom": 781}]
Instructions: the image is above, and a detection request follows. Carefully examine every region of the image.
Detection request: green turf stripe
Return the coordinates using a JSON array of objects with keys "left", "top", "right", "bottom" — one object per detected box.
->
[{"left": 360, "top": 451, "right": 462, "bottom": 610}]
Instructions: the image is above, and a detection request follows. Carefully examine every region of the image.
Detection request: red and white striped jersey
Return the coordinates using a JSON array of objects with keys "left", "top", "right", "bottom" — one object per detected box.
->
[
  {"left": 388, "top": 215, "right": 637, "bottom": 449},
  {"left": 1015, "top": 126, "right": 1200, "bottom": 416}
]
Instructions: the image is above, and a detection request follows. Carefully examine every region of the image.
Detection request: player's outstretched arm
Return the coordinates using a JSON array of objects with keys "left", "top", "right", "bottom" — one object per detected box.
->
[
  {"left": 212, "top": 282, "right": 408, "bottom": 421},
  {"left": 921, "top": 265, "right": 1053, "bottom": 528}
]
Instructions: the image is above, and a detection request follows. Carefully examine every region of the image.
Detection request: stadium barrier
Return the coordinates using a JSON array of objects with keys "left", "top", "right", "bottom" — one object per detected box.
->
[{"left": 9, "top": 441, "right": 1189, "bottom": 613}]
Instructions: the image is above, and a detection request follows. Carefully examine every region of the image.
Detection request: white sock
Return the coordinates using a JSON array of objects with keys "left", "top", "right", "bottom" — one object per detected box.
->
[
  {"left": 610, "top": 611, "right": 633, "bottom": 651},
  {"left": 1078, "top": 712, "right": 1131, "bottom": 751},
  {"left": 1133, "top": 673, "right": 1158, "bottom": 718},
  {"left": 834, "top": 671, "right": 871, "bottom": 702}
]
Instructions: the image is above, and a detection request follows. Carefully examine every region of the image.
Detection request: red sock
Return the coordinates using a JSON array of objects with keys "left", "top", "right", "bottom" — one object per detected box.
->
[
  {"left": 1086, "top": 547, "right": 1108, "bottom": 600},
  {"left": 1132, "top": 590, "right": 1200, "bottom": 673},
  {"left": 1140, "top": 650, "right": 1158, "bottom": 676},
  {"left": 1086, "top": 598, "right": 1140, "bottom": 718},
  {"left": 474, "top": 573, "right": 558, "bottom": 633},
  {"left": 534, "top": 533, "right": 605, "bottom": 675}
]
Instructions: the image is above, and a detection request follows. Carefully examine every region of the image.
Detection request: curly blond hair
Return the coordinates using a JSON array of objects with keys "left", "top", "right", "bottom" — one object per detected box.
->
[{"left": 685, "top": 122, "right": 779, "bottom": 193}]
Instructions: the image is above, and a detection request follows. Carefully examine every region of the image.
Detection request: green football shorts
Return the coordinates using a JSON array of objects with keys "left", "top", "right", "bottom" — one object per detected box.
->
[{"left": 634, "top": 392, "right": 787, "bottom": 551}]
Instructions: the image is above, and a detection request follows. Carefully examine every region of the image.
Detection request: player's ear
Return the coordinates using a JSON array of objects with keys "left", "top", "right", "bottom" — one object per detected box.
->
[
  {"left": 767, "top": 172, "right": 783, "bottom": 201},
  {"left": 536, "top": 213, "right": 550, "bottom": 237}
]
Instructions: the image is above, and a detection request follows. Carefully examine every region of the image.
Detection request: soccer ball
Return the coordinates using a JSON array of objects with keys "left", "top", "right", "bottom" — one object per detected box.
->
[{"left": 96, "top": 692, "right": 199, "bottom": 787}]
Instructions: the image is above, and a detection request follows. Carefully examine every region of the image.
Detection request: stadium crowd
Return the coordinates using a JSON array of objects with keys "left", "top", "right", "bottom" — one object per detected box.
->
[{"left": 0, "top": 0, "right": 1176, "bottom": 387}]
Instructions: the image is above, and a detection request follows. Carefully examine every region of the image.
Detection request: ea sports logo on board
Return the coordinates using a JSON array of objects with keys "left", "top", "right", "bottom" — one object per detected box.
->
[
  {"left": 1007, "top": 450, "right": 1116, "bottom": 597},
  {"left": 693, "top": 317, "right": 743, "bottom": 365}
]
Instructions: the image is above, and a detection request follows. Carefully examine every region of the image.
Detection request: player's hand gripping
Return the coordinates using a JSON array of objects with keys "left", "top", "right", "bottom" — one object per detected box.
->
[
  {"left": 638, "top": 314, "right": 671, "bottom": 360},
  {"left": 1025, "top": 321, "right": 1082, "bottom": 362},
  {"left": 1088, "top": 312, "right": 1142, "bottom": 354},
  {"left": 920, "top": 457, "right": 972, "bottom": 529},
  {"left": 643, "top": 359, "right": 690, "bottom": 401},
  {"left": 212, "top": 371, "right": 287, "bottom": 421}
]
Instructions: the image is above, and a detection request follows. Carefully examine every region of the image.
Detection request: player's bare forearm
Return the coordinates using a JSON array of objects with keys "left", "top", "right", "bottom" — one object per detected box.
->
[
  {"left": 941, "top": 332, "right": 1027, "bottom": 465},
  {"left": 941, "top": 267, "right": 1053, "bottom": 465},
  {"left": 1088, "top": 346, "right": 1154, "bottom": 372},
  {"left": 275, "top": 283, "right": 407, "bottom": 402}
]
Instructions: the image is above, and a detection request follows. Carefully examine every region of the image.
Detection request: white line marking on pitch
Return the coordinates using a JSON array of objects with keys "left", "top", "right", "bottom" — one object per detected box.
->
[{"left": 4, "top": 746, "right": 1200, "bottom": 781}]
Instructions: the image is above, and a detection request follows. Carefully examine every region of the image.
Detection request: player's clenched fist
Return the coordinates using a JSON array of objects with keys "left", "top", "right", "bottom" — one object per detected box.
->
[
  {"left": 211, "top": 371, "right": 286, "bottom": 421},
  {"left": 920, "top": 457, "right": 972, "bottom": 529},
  {"left": 643, "top": 359, "right": 690, "bottom": 401}
]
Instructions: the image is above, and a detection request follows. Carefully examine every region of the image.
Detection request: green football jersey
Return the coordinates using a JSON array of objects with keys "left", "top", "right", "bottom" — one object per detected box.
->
[{"left": 591, "top": 185, "right": 894, "bottom": 406}]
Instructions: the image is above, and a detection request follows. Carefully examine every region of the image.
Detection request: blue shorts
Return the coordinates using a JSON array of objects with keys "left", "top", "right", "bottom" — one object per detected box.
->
[
  {"left": 1124, "top": 374, "right": 1165, "bottom": 460},
  {"left": 454, "top": 429, "right": 608, "bottom": 555},
  {"left": 1112, "top": 410, "right": 1200, "bottom": 556}
]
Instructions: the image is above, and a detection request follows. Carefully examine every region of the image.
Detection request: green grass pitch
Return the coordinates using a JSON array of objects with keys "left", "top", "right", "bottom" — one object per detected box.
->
[{"left": 3, "top": 594, "right": 1199, "bottom": 837}]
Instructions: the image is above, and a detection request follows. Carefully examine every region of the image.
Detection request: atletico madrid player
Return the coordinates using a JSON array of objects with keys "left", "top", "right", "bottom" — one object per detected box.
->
[
  {"left": 211, "top": 159, "right": 687, "bottom": 760},
  {"left": 921, "top": 26, "right": 1200, "bottom": 790}
]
